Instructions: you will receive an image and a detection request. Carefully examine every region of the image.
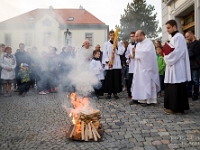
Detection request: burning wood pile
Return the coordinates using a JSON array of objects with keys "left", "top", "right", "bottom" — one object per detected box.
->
[{"left": 67, "top": 92, "right": 103, "bottom": 141}]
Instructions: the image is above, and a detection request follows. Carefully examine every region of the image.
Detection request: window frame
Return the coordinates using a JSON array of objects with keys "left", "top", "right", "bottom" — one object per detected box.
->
[{"left": 85, "top": 33, "right": 93, "bottom": 46}]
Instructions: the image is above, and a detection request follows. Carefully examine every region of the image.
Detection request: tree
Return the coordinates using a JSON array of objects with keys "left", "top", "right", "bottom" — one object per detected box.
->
[{"left": 118, "top": 0, "right": 161, "bottom": 41}]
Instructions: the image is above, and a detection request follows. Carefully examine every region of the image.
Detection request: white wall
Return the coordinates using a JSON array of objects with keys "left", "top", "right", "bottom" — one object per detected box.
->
[
  {"left": 0, "top": 14, "right": 107, "bottom": 54},
  {"left": 0, "top": 29, "right": 34, "bottom": 52},
  {"left": 60, "top": 29, "right": 106, "bottom": 50},
  {"left": 162, "top": 0, "right": 199, "bottom": 42}
]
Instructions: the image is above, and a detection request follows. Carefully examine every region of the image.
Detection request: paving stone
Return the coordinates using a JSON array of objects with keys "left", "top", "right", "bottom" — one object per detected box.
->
[
  {"left": 161, "top": 140, "right": 170, "bottom": 144},
  {"left": 151, "top": 140, "right": 162, "bottom": 146},
  {"left": 155, "top": 144, "right": 168, "bottom": 150},
  {"left": 158, "top": 132, "right": 170, "bottom": 136},
  {"left": 167, "top": 143, "right": 180, "bottom": 149},
  {"left": 185, "top": 148, "right": 198, "bottom": 150},
  {"left": 0, "top": 91, "right": 200, "bottom": 149},
  {"left": 144, "top": 145, "right": 157, "bottom": 150}
]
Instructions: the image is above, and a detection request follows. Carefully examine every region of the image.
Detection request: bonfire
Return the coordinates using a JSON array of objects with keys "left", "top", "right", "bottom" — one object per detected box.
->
[{"left": 67, "top": 92, "right": 103, "bottom": 141}]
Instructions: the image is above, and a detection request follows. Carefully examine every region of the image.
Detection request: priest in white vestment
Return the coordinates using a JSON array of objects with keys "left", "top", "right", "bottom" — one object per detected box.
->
[
  {"left": 79, "top": 39, "right": 93, "bottom": 61},
  {"left": 164, "top": 20, "right": 191, "bottom": 114},
  {"left": 130, "top": 30, "right": 160, "bottom": 106}
]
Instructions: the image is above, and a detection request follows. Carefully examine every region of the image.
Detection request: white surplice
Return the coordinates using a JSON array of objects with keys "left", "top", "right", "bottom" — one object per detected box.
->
[
  {"left": 131, "top": 38, "right": 160, "bottom": 104},
  {"left": 89, "top": 59, "right": 104, "bottom": 81},
  {"left": 102, "top": 41, "right": 125, "bottom": 70},
  {"left": 79, "top": 46, "right": 93, "bottom": 61},
  {"left": 125, "top": 43, "right": 136, "bottom": 73},
  {"left": 164, "top": 33, "right": 191, "bottom": 83}
]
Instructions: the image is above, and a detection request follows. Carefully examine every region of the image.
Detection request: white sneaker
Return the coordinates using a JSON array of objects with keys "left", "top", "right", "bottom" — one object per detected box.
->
[
  {"left": 123, "top": 87, "right": 127, "bottom": 91},
  {"left": 39, "top": 91, "right": 46, "bottom": 95}
]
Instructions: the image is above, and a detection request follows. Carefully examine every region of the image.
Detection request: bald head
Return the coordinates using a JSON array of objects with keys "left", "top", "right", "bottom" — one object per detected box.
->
[
  {"left": 185, "top": 31, "right": 195, "bottom": 42},
  {"left": 135, "top": 30, "right": 146, "bottom": 42},
  {"left": 95, "top": 44, "right": 101, "bottom": 51},
  {"left": 83, "top": 39, "right": 90, "bottom": 49}
]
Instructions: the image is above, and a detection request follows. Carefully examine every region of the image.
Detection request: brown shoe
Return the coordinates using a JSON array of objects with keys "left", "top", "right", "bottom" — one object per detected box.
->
[{"left": 164, "top": 108, "right": 175, "bottom": 114}]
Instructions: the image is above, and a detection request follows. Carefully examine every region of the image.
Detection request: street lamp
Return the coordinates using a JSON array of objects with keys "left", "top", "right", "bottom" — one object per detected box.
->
[{"left": 64, "top": 29, "right": 71, "bottom": 46}]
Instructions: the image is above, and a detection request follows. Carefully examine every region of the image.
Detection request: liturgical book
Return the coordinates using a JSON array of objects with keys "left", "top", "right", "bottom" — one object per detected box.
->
[{"left": 162, "top": 42, "right": 175, "bottom": 55}]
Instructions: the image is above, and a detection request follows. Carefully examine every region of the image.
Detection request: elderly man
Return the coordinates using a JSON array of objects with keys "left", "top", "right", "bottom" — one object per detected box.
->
[
  {"left": 80, "top": 39, "right": 93, "bottom": 61},
  {"left": 130, "top": 30, "right": 160, "bottom": 107},
  {"left": 185, "top": 31, "right": 200, "bottom": 101}
]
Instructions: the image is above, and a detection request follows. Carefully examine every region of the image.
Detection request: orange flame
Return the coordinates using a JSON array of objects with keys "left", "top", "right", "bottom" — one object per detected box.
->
[{"left": 68, "top": 92, "right": 97, "bottom": 124}]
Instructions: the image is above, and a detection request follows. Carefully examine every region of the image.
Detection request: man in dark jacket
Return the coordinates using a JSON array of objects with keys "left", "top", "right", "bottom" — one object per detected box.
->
[
  {"left": 185, "top": 31, "right": 200, "bottom": 100},
  {"left": 59, "top": 46, "right": 74, "bottom": 92},
  {"left": 15, "top": 43, "right": 31, "bottom": 92}
]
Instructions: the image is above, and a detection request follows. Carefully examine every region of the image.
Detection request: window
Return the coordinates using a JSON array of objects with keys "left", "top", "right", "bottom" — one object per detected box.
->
[
  {"left": 4, "top": 34, "right": 11, "bottom": 46},
  {"left": 25, "top": 33, "right": 32, "bottom": 46},
  {"left": 85, "top": 33, "right": 93, "bottom": 46},
  {"left": 44, "top": 32, "right": 51, "bottom": 46},
  {"left": 43, "top": 19, "right": 52, "bottom": 26}
]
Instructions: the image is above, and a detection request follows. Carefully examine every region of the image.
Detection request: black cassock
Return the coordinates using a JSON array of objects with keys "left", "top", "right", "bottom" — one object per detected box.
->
[
  {"left": 104, "top": 69, "right": 122, "bottom": 94},
  {"left": 164, "top": 82, "right": 189, "bottom": 113}
]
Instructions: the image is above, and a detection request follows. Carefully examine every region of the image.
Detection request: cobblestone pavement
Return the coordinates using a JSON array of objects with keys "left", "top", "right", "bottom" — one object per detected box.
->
[{"left": 0, "top": 89, "right": 200, "bottom": 150}]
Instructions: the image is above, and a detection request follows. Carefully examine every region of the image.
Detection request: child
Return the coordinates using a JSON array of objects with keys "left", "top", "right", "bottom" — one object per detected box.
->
[
  {"left": 89, "top": 50, "right": 105, "bottom": 99},
  {"left": 18, "top": 63, "right": 31, "bottom": 96},
  {"left": 156, "top": 46, "right": 166, "bottom": 97}
]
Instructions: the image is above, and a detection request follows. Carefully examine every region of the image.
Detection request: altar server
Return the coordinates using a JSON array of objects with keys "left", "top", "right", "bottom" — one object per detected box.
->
[
  {"left": 164, "top": 19, "right": 191, "bottom": 114},
  {"left": 102, "top": 30, "right": 125, "bottom": 99}
]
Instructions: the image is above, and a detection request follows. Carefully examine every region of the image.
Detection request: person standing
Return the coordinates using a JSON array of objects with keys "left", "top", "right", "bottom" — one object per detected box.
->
[
  {"left": 125, "top": 32, "right": 136, "bottom": 99},
  {"left": 130, "top": 30, "right": 160, "bottom": 106},
  {"left": 89, "top": 50, "right": 105, "bottom": 98},
  {"left": 14, "top": 43, "right": 31, "bottom": 92},
  {"left": 80, "top": 39, "right": 93, "bottom": 61},
  {"left": 46, "top": 46, "right": 59, "bottom": 93},
  {"left": 121, "top": 41, "right": 129, "bottom": 92},
  {"left": 0, "top": 46, "right": 16, "bottom": 97},
  {"left": 102, "top": 30, "right": 125, "bottom": 99},
  {"left": 185, "top": 31, "right": 200, "bottom": 101},
  {"left": 0, "top": 43, "right": 6, "bottom": 95},
  {"left": 95, "top": 44, "right": 103, "bottom": 63},
  {"left": 59, "top": 46, "right": 74, "bottom": 92},
  {"left": 156, "top": 46, "right": 166, "bottom": 97},
  {"left": 164, "top": 19, "right": 191, "bottom": 114}
]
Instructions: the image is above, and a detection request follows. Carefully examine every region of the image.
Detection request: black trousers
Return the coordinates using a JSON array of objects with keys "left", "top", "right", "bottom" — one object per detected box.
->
[
  {"left": 164, "top": 82, "right": 189, "bottom": 113},
  {"left": 94, "top": 80, "right": 104, "bottom": 96},
  {"left": 104, "top": 69, "right": 122, "bottom": 95},
  {"left": 19, "top": 81, "right": 30, "bottom": 93},
  {"left": 128, "top": 73, "right": 133, "bottom": 97}
]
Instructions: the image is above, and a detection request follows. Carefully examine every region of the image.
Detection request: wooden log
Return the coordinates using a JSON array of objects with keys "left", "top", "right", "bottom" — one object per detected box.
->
[
  {"left": 84, "top": 124, "right": 88, "bottom": 141},
  {"left": 88, "top": 123, "right": 93, "bottom": 139},
  {"left": 80, "top": 111, "right": 100, "bottom": 119},
  {"left": 81, "top": 121, "right": 85, "bottom": 140},
  {"left": 69, "top": 114, "right": 81, "bottom": 138},
  {"left": 91, "top": 128, "right": 97, "bottom": 141},
  {"left": 90, "top": 122, "right": 101, "bottom": 139}
]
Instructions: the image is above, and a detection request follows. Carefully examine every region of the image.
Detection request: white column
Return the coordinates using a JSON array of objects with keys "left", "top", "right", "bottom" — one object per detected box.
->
[{"left": 195, "top": 0, "right": 200, "bottom": 39}]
